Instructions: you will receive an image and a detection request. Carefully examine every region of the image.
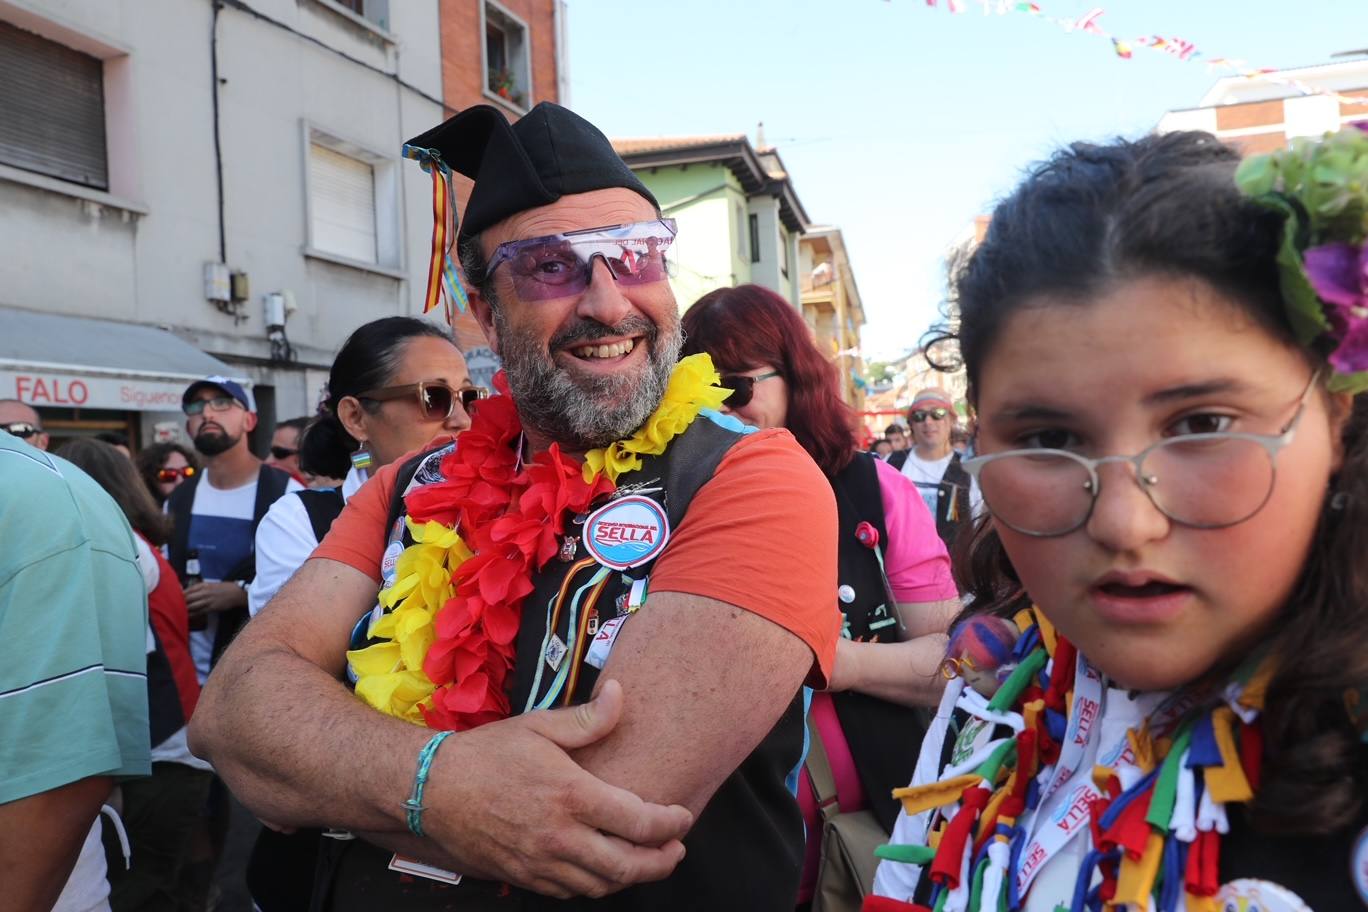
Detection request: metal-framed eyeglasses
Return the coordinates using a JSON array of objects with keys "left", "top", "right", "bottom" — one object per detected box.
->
[{"left": 961, "top": 372, "right": 1321, "bottom": 538}]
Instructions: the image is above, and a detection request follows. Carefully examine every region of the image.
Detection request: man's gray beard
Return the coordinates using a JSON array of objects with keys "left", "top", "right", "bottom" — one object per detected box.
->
[{"left": 494, "top": 309, "right": 682, "bottom": 451}]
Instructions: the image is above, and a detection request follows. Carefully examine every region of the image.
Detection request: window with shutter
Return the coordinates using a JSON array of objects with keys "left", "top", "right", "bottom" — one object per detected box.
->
[
  {"left": 0, "top": 19, "right": 108, "bottom": 190},
  {"left": 308, "top": 142, "right": 377, "bottom": 264}
]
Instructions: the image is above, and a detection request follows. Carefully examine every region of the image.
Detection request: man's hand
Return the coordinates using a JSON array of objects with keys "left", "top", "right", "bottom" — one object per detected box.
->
[
  {"left": 185, "top": 581, "right": 246, "bottom": 620},
  {"left": 419, "top": 680, "right": 691, "bottom": 899}
]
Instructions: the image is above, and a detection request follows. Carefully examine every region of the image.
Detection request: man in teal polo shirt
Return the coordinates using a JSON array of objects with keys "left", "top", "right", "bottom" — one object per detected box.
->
[{"left": 0, "top": 431, "right": 151, "bottom": 910}]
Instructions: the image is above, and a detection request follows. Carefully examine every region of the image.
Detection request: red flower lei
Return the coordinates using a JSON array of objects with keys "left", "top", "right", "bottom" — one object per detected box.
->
[{"left": 403, "top": 371, "right": 614, "bottom": 731}]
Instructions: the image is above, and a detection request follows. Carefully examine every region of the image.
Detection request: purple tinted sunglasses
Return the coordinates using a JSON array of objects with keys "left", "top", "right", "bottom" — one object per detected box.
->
[{"left": 485, "top": 218, "right": 677, "bottom": 301}]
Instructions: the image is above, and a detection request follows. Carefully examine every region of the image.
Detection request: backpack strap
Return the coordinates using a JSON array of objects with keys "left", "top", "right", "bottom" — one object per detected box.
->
[{"left": 297, "top": 488, "right": 346, "bottom": 544}]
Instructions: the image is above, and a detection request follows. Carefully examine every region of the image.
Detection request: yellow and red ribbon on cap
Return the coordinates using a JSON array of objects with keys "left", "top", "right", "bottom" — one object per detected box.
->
[{"left": 403, "top": 144, "right": 469, "bottom": 320}]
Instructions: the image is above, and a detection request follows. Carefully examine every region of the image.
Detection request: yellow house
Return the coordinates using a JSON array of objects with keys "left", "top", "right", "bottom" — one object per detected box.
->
[{"left": 799, "top": 227, "right": 867, "bottom": 410}]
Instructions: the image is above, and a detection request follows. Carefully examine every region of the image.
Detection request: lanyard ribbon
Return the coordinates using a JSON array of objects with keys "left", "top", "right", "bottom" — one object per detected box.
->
[{"left": 402, "top": 144, "right": 470, "bottom": 319}]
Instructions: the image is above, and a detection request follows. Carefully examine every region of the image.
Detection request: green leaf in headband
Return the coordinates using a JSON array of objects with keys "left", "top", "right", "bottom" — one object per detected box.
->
[{"left": 1248, "top": 192, "right": 1331, "bottom": 346}]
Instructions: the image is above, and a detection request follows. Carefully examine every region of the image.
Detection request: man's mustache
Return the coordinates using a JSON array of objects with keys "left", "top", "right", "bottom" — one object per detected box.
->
[{"left": 550, "top": 316, "right": 657, "bottom": 351}]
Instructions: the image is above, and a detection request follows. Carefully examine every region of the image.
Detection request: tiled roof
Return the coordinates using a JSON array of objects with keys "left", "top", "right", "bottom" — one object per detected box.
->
[{"left": 611, "top": 134, "right": 746, "bottom": 155}]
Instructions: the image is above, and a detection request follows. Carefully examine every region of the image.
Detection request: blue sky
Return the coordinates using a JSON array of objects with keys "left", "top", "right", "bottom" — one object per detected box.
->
[{"left": 566, "top": 0, "right": 1368, "bottom": 360}]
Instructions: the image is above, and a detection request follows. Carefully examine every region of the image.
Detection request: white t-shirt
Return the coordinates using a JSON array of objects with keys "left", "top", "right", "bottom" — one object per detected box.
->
[
  {"left": 874, "top": 679, "right": 1168, "bottom": 910},
  {"left": 249, "top": 467, "right": 367, "bottom": 616},
  {"left": 899, "top": 450, "right": 984, "bottom": 520}
]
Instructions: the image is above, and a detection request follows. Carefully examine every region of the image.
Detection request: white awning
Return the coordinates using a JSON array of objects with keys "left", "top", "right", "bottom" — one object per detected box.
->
[{"left": 0, "top": 305, "right": 248, "bottom": 412}]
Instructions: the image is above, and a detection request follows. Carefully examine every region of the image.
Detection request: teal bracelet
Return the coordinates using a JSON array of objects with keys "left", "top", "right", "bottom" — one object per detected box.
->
[{"left": 403, "top": 729, "right": 454, "bottom": 837}]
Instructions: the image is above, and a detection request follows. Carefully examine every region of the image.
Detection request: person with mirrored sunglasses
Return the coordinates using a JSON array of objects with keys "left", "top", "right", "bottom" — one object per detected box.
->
[
  {"left": 192, "top": 103, "right": 839, "bottom": 912},
  {"left": 887, "top": 388, "right": 983, "bottom": 547},
  {"left": 0, "top": 398, "right": 49, "bottom": 450},
  {"left": 682, "top": 284, "right": 963, "bottom": 901},
  {"left": 136, "top": 442, "right": 201, "bottom": 508}
]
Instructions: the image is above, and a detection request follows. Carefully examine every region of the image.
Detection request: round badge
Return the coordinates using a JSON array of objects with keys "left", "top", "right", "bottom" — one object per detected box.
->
[
  {"left": 380, "top": 539, "right": 404, "bottom": 586},
  {"left": 582, "top": 495, "right": 670, "bottom": 570},
  {"left": 1215, "top": 879, "right": 1311, "bottom": 912},
  {"left": 1353, "top": 825, "right": 1368, "bottom": 907},
  {"left": 838, "top": 585, "right": 856, "bottom": 604}
]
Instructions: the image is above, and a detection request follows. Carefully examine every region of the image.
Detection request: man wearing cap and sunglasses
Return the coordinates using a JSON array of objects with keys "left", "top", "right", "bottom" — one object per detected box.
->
[
  {"left": 191, "top": 103, "right": 839, "bottom": 911},
  {"left": 0, "top": 399, "right": 49, "bottom": 450},
  {"left": 887, "top": 388, "right": 983, "bottom": 547},
  {"left": 167, "top": 377, "right": 303, "bottom": 684}
]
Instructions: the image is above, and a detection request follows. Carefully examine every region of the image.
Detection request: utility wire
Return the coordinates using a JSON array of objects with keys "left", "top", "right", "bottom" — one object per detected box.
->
[{"left": 217, "top": 0, "right": 455, "bottom": 115}]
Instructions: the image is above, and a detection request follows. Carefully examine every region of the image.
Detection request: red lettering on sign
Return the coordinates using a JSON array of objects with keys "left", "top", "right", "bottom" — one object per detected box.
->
[{"left": 14, "top": 375, "right": 88, "bottom": 405}]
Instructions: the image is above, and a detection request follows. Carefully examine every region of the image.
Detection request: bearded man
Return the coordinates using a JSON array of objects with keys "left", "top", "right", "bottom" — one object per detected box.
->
[
  {"left": 190, "top": 104, "right": 839, "bottom": 911},
  {"left": 168, "top": 377, "right": 301, "bottom": 682}
]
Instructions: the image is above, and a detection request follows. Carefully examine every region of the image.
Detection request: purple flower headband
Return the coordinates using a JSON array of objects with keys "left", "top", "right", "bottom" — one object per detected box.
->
[{"left": 1235, "top": 125, "right": 1368, "bottom": 394}]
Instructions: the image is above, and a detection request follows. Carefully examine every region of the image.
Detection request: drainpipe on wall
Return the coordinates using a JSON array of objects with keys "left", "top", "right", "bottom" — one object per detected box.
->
[{"left": 553, "top": 0, "right": 570, "bottom": 107}]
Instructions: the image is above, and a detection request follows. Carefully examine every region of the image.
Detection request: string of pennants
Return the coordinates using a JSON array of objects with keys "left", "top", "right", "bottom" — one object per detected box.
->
[{"left": 915, "top": 0, "right": 1368, "bottom": 107}]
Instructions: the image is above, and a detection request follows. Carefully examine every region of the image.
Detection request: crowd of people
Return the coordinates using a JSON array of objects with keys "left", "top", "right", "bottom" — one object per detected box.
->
[{"left": 3, "top": 100, "right": 1366, "bottom": 912}]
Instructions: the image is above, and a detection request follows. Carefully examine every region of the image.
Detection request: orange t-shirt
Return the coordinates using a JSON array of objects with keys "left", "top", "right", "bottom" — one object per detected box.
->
[{"left": 311, "top": 428, "right": 840, "bottom": 685}]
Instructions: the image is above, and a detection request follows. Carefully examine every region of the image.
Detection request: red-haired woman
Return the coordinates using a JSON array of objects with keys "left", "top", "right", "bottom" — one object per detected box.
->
[{"left": 682, "top": 285, "right": 962, "bottom": 900}]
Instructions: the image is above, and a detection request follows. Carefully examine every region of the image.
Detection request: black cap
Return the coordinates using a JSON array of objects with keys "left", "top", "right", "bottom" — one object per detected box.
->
[{"left": 405, "top": 103, "right": 658, "bottom": 249}]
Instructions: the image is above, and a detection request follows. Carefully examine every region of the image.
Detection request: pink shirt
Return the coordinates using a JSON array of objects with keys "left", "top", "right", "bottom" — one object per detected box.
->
[{"left": 874, "top": 457, "right": 959, "bottom": 604}]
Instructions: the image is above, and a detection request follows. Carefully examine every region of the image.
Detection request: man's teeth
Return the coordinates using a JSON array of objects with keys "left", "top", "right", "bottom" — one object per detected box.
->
[{"left": 572, "top": 339, "right": 636, "bottom": 359}]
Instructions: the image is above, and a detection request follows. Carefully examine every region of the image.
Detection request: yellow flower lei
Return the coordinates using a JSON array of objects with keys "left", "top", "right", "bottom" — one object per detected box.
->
[{"left": 347, "top": 353, "right": 731, "bottom": 723}]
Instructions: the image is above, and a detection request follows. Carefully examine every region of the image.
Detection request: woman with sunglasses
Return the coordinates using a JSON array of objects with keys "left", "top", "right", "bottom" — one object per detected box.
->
[
  {"left": 681, "top": 284, "right": 963, "bottom": 900},
  {"left": 136, "top": 442, "right": 200, "bottom": 507},
  {"left": 242, "top": 315, "right": 477, "bottom": 909}
]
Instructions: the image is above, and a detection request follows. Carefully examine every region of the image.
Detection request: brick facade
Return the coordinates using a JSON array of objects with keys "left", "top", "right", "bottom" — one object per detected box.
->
[{"left": 435, "top": 0, "right": 561, "bottom": 351}]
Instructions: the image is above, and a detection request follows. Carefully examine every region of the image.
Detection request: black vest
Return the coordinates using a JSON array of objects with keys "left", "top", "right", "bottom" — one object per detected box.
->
[
  {"left": 886, "top": 450, "right": 972, "bottom": 547},
  {"left": 828, "top": 453, "right": 932, "bottom": 833},
  {"left": 320, "top": 416, "right": 812, "bottom": 912},
  {"left": 166, "top": 462, "right": 292, "bottom": 665}
]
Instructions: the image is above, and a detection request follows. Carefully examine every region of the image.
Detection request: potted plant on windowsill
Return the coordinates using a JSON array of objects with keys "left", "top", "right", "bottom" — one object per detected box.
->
[{"left": 488, "top": 68, "right": 525, "bottom": 107}]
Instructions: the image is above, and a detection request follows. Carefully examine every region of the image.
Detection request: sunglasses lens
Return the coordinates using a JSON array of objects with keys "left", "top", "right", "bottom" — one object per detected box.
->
[
  {"left": 458, "top": 387, "right": 487, "bottom": 411},
  {"left": 720, "top": 376, "right": 754, "bottom": 408},
  {"left": 508, "top": 245, "right": 591, "bottom": 301},
  {"left": 270, "top": 446, "right": 296, "bottom": 459},
  {"left": 420, "top": 384, "right": 453, "bottom": 419}
]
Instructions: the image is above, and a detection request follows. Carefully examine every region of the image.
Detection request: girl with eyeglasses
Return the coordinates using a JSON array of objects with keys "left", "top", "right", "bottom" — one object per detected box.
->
[
  {"left": 681, "top": 284, "right": 963, "bottom": 905},
  {"left": 243, "top": 315, "right": 477, "bottom": 911},
  {"left": 871, "top": 132, "right": 1368, "bottom": 912}
]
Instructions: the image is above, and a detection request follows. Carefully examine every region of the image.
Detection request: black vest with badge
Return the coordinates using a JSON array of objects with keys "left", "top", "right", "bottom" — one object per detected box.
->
[
  {"left": 318, "top": 416, "right": 812, "bottom": 912},
  {"left": 828, "top": 452, "right": 932, "bottom": 834},
  {"left": 886, "top": 450, "right": 972, "bottom": 548}
]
